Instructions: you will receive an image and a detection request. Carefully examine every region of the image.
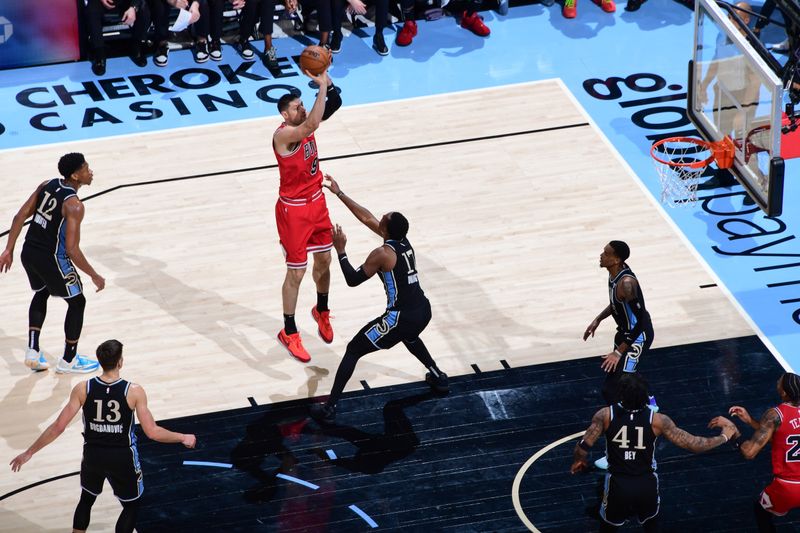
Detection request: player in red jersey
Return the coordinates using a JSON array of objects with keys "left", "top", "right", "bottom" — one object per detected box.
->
[
  {"left": 272, "top": 66, "right": 342, "bottom": 362},
  {"left": 711, "top": 372, "right": 800, "bottom": 531}
]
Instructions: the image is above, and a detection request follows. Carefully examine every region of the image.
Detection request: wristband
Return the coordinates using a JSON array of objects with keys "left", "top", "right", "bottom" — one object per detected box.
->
[
  {"left": 613, "top": 349, "right": 622, "bottom": 357},
  {"left": 731, "top": 435, "right": 745, "bottom": 450},
  {"left": 578, "top": 439, "right": 592, "bottom": 452},
  {"left": 720, "top": 433, "right": 729, "bottom": 443}
]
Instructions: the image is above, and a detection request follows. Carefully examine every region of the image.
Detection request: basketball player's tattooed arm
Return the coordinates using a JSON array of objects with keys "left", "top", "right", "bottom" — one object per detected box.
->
[
  {"left": 323, "top": 175, "right": 381, "bottom": 236},
  {"left": 10, "top": 382, "right": 85, "bottom": 472},
  {"left": 655, "top": 413, "right": 734, "bottom": 453},
  {"left": 0, "top": 181, "right": 47, "bottom": 273},
  {"left": 63, "top": 199, "right": 105, "bottom": 291},
  {"left": 738, "top": 409, "right": 780, "bottom": 460},
  {"left": 571, "top": 408, "right": 609, "bottom": 474}
]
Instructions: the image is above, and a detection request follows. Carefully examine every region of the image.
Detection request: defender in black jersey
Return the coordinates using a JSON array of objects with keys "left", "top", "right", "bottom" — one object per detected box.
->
[
  {"left": 309, "top": 175, "right": 449, "bottom": 423},
  {"left": 570, "top": 374, "right": 737, "bottom": 532},
  {"left": 584, "top": 241, "right": 655, "bottom": 406},
  {"left": 10, "top": 340, "right": 196, "bottom": 533},
  {"left": 0, "top": 153, "right": 105, "bottom": 374}
]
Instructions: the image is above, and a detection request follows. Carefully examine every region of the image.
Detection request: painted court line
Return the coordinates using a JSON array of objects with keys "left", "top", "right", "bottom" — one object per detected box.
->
[
  {"left": 183, "top": 461, "right": 233, "bottom": 468},
  {"left": 348, "top": 504, "right": 379, "bottom": 528},
  {"left": 511, "top": 431, "right": 585, "bottom": 532},
  {"left": 276, "top": 473, "right": 319, "bottom": 490}
]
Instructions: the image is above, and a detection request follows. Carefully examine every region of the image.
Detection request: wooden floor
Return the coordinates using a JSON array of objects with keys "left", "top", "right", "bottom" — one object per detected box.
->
[{"left": 0, "top": 81, "right": 752, "bottom": 531}]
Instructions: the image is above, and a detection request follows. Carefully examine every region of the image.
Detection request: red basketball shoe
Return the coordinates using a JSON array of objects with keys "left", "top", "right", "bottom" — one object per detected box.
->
[
  {"left": 592, "top": 0, "right": 616, "bottom": 12},
  {"left": 396, "top": 20, "right": 417, "bottom": 46},
  {"left": 563, "top": 0, "right": 578, "bottom": 18},
  {"left": 278, "top": 329, "right": 311, "bottom": 362},
  {"left": 311, "top": 306, "right": 334, "bottom": 344},
  {"left": 461, "top": 11, "right": 491, "bottom": 36}
]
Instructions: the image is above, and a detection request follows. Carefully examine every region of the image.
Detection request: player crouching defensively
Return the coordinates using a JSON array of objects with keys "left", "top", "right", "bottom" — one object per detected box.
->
[{"left": 309, "top": 175, "right": 448, "bottom": 423}]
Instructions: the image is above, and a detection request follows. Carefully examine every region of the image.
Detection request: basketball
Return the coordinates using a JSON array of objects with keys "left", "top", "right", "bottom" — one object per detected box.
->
[{"left": 299, "top": 45, "right": 331, "bottom": 76}]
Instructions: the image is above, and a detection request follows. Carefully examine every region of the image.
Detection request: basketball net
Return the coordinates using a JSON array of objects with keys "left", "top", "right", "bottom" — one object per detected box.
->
[{"left": 650, "top": 136, "right": 734, "bottom": 207}]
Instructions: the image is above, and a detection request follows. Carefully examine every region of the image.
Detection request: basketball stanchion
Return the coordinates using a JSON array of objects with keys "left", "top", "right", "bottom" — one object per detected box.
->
[{"left": 650, "top": 136, "right": 734, "bottom": 207}]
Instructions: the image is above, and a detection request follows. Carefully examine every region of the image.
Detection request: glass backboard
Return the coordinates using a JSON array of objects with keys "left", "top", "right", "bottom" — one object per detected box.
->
[{"left": 689, "top": 0, "right": 785, "bottom": 215}]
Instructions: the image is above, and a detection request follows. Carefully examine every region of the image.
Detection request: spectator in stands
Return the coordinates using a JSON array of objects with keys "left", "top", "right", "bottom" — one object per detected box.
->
[
  {"left": 562, "top": 0, "right": 615, "bottom": 19},
  {"left": 168, "top": 0, "right": 210, "bottom": 62},
  {"left": 233, "top": 0, "right": 294, "bottom": 69},
  {"left": 298, "top": 0, "right": 335, "bottom": 49},
  {"left": 142, "top": 0, "right": 173, "bottom": 66},
  {"left": 207, "top": 0, "right": 227, "bottom": 60},
  {"left": 752, "top": 0, "right": 790, "bottom": 52},
  {"left": 83, "top": 0, "right": 149, "bottom": 75},
  {"left": 395, "top": 0, "right": 490, "bottom": 51}
]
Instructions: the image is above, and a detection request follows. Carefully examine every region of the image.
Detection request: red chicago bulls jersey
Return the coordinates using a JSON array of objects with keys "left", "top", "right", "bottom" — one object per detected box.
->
[
  {"left": 274, "top": 125, "right": 323, "bottom": 199},
  {"left": 772, "top": 403, "right": 800, "bottom": 481}
]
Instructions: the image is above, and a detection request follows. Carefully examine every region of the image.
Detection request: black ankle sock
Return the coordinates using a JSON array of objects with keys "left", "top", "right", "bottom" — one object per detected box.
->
[
  {"left": 64, "top": 342, "right": 78, "bottom": 363},
  {"left": 316, "top": 293, "right": 329, "bottom": 313},
  {"left": 284, "top": 314, "right": 297, "bottom": 335},
  {"left": 29, "top": 330, "right": 41, "bottom": 351}
]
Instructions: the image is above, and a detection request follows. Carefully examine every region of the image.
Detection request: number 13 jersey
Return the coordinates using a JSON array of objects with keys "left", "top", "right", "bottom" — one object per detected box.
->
[{"left": 83, "top": 377, "right": 136, "bottom": 448}]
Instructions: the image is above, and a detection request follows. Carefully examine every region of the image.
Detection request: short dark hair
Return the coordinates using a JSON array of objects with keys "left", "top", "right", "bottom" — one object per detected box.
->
[
  {"left": 277, "top": 93, "right": 299, "bottom": 114},
  {"left": 96, "top": 339, "right": 124, "bottom": 371},
  {"left": 387, "top": 212, "right": 409, "bottom": 240},
  {"left": 58, "top": 153, "right": 86, "bottom": 179},
  {"left": 609, "top": 240, "right": 630, "bottom": 262},
  {"left": 782, "top": 373, "right": 800, "bottom": 403},
  {"left": 618, "top": 373, "right": 649, "bottom": 410}
]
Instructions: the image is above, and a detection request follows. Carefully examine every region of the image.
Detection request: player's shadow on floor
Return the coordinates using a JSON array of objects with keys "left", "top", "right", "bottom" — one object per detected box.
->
[
  {"left": 312, "top": 391, "right": 433, "bottom": 474},
  {"left": 229, "top": 407, "right": 311, "bottom": 504},
  {"left": 87, "top": 245, "right": 293, "bottom": 381}
]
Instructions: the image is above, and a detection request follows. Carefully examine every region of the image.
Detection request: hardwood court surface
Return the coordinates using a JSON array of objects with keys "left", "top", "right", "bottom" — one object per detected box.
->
[{"left": 0, "top": 81, "right": 752, "bottom": 530}]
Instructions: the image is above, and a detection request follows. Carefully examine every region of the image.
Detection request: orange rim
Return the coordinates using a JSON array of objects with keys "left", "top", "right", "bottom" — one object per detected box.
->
[{"left": 650, "top": 136, "right": 734, "bottom": 169}]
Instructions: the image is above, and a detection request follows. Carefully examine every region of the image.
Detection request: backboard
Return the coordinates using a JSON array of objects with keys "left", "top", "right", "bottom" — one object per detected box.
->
[{"left": 689, "top": 0, "right": 785, "bottom": 215}]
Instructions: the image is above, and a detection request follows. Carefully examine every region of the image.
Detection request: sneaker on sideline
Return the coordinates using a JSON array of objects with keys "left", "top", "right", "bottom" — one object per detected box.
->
[
  {"left": 563, "top": 0, "right": 577, "bottom": 18},
  {"left": 210, "top": 40, "right": 223, "bottom": 61},
  {"left": 461, "top": 11, "right": 490, "bottom": 36},
  {"left": 278, "top": 329, "right": 311, "bottom": 362},
  {"left": 373, "top": 32, "right": 389, "bottom": 55},
  {"left": 497, "top": 0, "right": 509, "bottom": 15},
  {"left": 194, "top": 40, "right": 209, "bottom": 63},
  {"left": 236, "top": 39, "right": 255, "bottom": 60},
  {"left": 264, "top": 46, "right": 279, "bottom": 69},
  {"left": 154, "top": 42, "right": 169, "bottom": 67},
  {"left": 396, "top": 20, "right": 418, "bottom": 46},
  {"left": 592, "top": 0, "right": 616, "bottom": 12},
  {"left": 56, "top": 355, "right": 100, "bottom": 374},
  {"left": 25, "top": 348, "right": 49, "bottom": 371}
]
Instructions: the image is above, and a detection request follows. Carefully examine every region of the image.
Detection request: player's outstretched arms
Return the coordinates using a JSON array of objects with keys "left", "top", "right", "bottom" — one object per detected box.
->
[
  {"left": 130, "top": 385, "right": 196, "bottom": 448},
  {"left": 324, "top": 174, "right": 381, "bottom": 235},
  {"left": 10, "top": 382, "right": 85, "bottom": 471},
  {"left": 728, "top": 405, "right": 760, "bottom": 430},
  {"left": 655, "top": 413, "right": 733, "bottom": 453}
]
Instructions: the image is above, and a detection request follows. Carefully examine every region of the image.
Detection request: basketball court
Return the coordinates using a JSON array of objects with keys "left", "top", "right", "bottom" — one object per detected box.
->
[{"left": 1, "top": 0, "right": 799, "bottom": 530}]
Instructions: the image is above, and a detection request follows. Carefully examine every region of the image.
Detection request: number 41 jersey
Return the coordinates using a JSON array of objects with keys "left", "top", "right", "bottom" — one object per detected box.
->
[
  {"left": 82, "top": 377, "right": 136, "bottom": 448},
  {"left": 772, "top": 403, "right": 800, "bottom": 481},
  {"left": 605, "top": 403, "right": 657, "bottom": 476}
]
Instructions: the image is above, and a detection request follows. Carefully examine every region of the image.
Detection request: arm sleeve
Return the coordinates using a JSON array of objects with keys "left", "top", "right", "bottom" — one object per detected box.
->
[
  {"left": 623, "top": 301, "right": 652, "bottom": 345},
  {"left": 338, "top": 254, "right": 369, "bottom": 287},
  {"left": 321, "top": 84, "right": 342, "bottom": 121}
]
